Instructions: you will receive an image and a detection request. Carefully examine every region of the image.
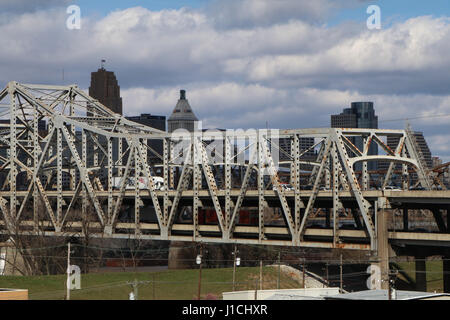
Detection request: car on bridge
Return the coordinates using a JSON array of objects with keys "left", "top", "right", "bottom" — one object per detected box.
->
[
  {"left": 112, "top": 176, "right": 165, "bottom": 191},
  {"left": 383, "top": 185, "right": 402, "bottom": 191},
  {"left": 273, "top": 183, "right": 295, "bottom": 191},
  {"left": 409, "top": 186, "right": 426, "bottom": 191}
]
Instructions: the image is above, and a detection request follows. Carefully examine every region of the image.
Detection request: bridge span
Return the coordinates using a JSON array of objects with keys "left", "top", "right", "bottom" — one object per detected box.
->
[{"left": 0, "top": 82, "right": 450, "bottom": 288}]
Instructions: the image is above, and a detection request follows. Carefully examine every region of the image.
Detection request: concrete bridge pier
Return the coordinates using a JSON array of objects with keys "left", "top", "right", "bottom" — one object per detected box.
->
[
  {"left": 445, "top": 209, "right": 450, "bottom": 293},
  {"left": 168, "top": 241, "right": 196, "bottom": 269},
  {"left": 403, "top": 207, "right": 408, "bottom": 231},
  {"left": 443, "top": 250, "right": 450, "bottom": 293},
  {"left": 372, "top": 198, "right": 390, "bottom": 289},
  {"left": 415, "top": 252, "right": 427, "bottom": 292},
  {"left": 375, "top": 197, "right": 390, "bottom": 290}
]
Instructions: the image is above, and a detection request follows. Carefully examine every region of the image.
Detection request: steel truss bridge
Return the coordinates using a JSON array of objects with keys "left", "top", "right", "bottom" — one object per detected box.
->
[{"left": 0, "top": 82, "right": 449, "bottom": 263}]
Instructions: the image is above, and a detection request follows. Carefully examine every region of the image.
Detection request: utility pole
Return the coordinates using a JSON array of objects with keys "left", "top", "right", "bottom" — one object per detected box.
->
[
  {"left": 340, "top": 254, "right": 343, "bottom": 292},
  {"left": 152, "top": 273, "right": 156, "bottom": 300},
  {"left": 388, "top": 271, "right": 398, "bottom": 300},
  {"left": 133, "top": 279, "right": 138, "bottom": 300},
  {"left": 232, "top": 245, "right": 239, "bottom": 291},
  {"left": 197, "top": 244, "right": 203, "bottom": 300},
  {"left": 66, "top": 242, "right": 71, "bottom": 300},
  {"left": 277, "top": 252, "right": 281, "bottom": 289},
  {"left": 302, "top": 258, "right": 306, "bottom": 289},
  {"left": 259, "top": 260, "right": 263, "bottom": 290},
  {"left": 127, "top": 280, "right": 139, "bottom": 300}
]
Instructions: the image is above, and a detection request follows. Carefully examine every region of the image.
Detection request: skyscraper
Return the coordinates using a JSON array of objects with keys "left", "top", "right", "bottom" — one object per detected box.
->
[
  {"left": 378, "top": 131, "right": 433, "bottom": 171},
  {"left": 331, "top": 102, "right": 379, "bottom": 170},
  {"left": 167, "top": 90, "right": 198, "bottom": 133},
  {"left": 126, "top": 113, "right": 166, "bottom": 163},
  {"left": 331, "top": 102, "right": 378, "bottom": 129},
  {"left": 89, "top": 67, "right": 123, "bottom": 115}
]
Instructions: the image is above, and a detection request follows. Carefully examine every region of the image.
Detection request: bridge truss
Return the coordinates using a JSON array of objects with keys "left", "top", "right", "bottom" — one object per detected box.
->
[{"left": 0, "top": 82, "right": 439, "bottom": 251}]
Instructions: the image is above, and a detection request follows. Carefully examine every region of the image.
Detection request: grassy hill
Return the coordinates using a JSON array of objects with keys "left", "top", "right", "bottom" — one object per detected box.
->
[{"left": 0, "top": 266, "right": 303, "bottom": 300}]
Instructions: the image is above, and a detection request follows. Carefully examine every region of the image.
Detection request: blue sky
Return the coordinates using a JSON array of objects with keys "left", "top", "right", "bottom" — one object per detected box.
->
[{"left": 71, "top": 0, "right": 450, "bottom": 24}]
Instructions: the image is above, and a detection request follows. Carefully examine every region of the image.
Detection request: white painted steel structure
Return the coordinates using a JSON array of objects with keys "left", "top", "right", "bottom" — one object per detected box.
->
[{"left": 0, "top": 82, "right": 446, "bottom": 251}]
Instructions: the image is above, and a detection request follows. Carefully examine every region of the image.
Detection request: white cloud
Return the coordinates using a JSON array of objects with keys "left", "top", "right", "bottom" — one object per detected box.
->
[
  {"left": 208, "top": 0, "right": 369, "bottom": 28},
  {"left": 0, "top": 4, "right": 448, "bottom": 159},
  {"left": 221, "top": 16, "right": 450, "bottom": 85}
]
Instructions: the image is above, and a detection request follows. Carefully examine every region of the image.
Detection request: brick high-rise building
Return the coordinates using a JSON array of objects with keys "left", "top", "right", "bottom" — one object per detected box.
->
[{"left": 89, "top": 67, "right": 123, "bottom": 115}]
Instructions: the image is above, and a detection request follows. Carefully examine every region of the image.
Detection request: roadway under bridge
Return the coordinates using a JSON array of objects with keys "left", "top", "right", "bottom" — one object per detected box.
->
[{"left": 0, "top": 82, "right": 450, "bottom": 289}]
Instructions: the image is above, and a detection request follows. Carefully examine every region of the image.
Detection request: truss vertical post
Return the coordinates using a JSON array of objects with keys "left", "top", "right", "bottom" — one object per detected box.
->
[
  {"left": 134, "top": 143, "right": 141, "bottom": 235},
  {"left": 93, "top": 133, "right": 98, "bottom": 168},
  {"left": 225, "top": 132, "right": 232, "bottom": 237},
  {"left": 332, "top": 143, "right": 341, "bottom": 246},
  {"left": 56, "top": 127, "right": 63, "bottom": 232},
  {"left": 402, "top": 148, "right": 409, "bottom": 190},
  {"left": 163, "top": 138, "right": 169, "bottom": 226},
  {"left": 8, "top": 83, "right": 17, "bottom": 223},
  {"left": 193, "top": 136, "right": 201, "bottom": 240},
  {"left": 69, "top": 90, "right": 76, "bottom": 191},
  {"left": 118, "top": 137, "right": 123, "bottom": 176},
  {"left": 257, "top": 131, "right": 265, "bottom": 242},
  {"left": 107, "top": 137, "right": 113, "bottom": 230},
  {"left": 81, "top": 129, "right": 87, "bottom": 230},
  {"left": 48, "top": 120, "right": 53, "bottom": 159},
  {"left": 325, "top": 158, "right": 331, "bottom": 190},
  {"left": 33, "top": 101, "right": 39, "bottom": 232},
  {"left": 169, "top": 140, "right": 175, "bottom": 190},
  {"left": 362, "top": 136, "right": 369, "bottom": 191},
  {"left": 292, "top": 134, "right": 302, "bottom": 240}
]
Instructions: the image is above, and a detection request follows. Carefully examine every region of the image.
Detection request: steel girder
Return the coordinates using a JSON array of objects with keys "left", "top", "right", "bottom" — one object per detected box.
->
[{"left": 0, "top": 82, "right": 435, "bottom": 250}]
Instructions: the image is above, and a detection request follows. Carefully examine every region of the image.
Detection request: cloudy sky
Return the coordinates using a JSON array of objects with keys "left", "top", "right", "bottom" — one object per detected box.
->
[{"left": 1, "top": 0, "right": 450, "bottom": 161}]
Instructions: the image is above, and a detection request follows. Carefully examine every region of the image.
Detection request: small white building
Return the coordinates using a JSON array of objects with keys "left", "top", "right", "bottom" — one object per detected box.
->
[{"left": 222, "top": 288, "right": 341, "bottom": 300}]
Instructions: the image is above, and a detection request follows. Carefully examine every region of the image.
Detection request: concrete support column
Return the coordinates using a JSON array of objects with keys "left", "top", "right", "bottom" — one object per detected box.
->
[
  {"left": 376, "top": 199, "right": 389, "bottom": 290},
  {"left": 443, "top": 251, "right": 450, "bottom": 293},
  {"left": 403, "top": 207, "right": 408, "bottom": 231},
  {"left": 168, "top": 241, "right": 196, "bottom": 269},
  {"left": 447, "top": 208, "right": 450, "bottom": 233},
  {"left": 415, "top": 254, "right": 427, "bottom": 292},
  {"left": 325, "top": 208, "right": 330, "bottom": 228}
]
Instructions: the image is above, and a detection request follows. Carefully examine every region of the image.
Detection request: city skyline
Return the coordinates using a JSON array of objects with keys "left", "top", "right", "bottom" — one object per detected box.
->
[{"left": 0, "top": 1, "right": 449, "bottom": 161}]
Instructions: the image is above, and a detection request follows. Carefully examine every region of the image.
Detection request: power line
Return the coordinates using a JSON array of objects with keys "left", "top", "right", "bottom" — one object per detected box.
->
[{"left": 379, "top": 113, "right": 450, "bottom": 123}]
